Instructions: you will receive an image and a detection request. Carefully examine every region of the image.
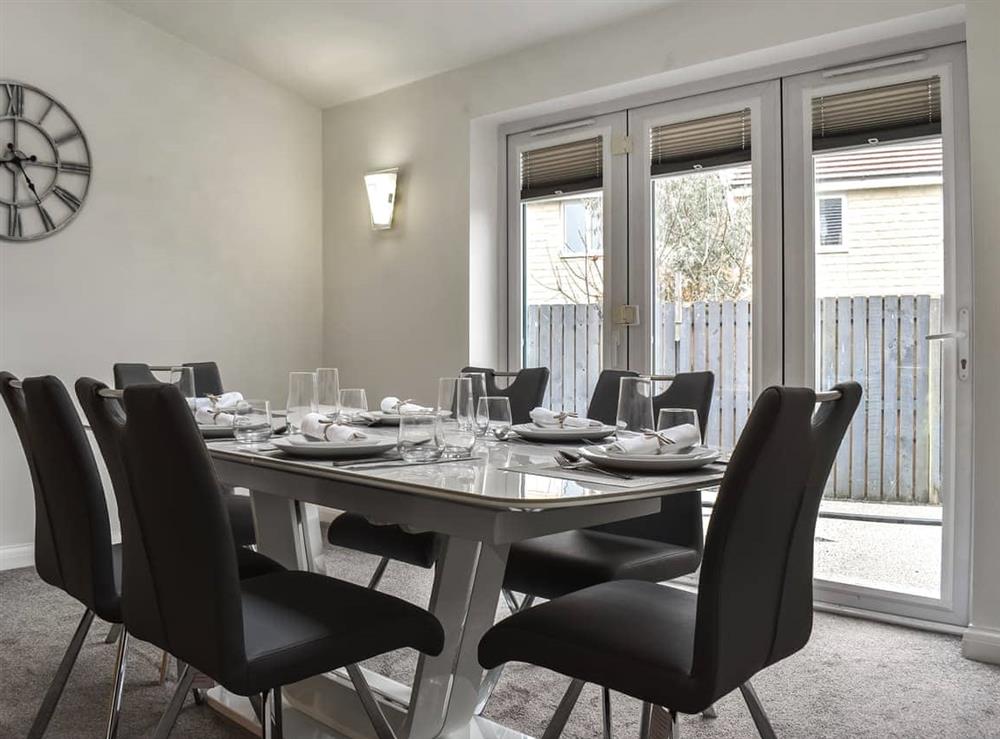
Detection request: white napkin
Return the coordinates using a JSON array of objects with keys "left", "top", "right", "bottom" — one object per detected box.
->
[
  {"left": 380, "top": 396, "right": 433, "bottom": 414},
  {"left": 529, "top": 407, "right": 602, "bottom": 428},
  {"left": 188, "top": 392, "right": 243, "bottom": 412},
  {"left": 195, "top": 408, "right": 234, "bottom": 427},
  {"left": 300, "top": 413, "right": 367, "bottom": 442},
  {"left": 607, "top": 424, "right": 701, "bottom": 455}
]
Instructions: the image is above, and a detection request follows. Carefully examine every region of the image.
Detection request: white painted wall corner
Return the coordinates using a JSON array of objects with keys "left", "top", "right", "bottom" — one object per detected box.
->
[{"left": 961, "top": 626, "right": 1000, "bottom": 666}]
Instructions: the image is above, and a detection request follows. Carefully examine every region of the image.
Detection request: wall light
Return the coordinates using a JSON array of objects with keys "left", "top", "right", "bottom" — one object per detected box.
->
[{"left": 364, "top": 168, "right": 398, "bottom": 230}]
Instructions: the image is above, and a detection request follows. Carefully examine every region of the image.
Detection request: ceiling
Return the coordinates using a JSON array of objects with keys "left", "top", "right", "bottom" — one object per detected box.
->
[{"left": 110, "top": 0, "right": 670, "bottom": 108}]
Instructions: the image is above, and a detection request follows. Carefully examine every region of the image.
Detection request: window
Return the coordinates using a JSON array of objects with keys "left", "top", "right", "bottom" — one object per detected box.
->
[
  {"left": 817, "top": 195, "right": 844, "bottom": 250},
  {"left": 561, "top": 199, "right": 600, "bottom": 255}
]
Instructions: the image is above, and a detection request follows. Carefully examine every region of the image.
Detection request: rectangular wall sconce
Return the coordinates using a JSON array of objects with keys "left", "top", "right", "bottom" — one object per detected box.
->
[{"left": 364, "top": 168, "right": 398, "bottom": 230}]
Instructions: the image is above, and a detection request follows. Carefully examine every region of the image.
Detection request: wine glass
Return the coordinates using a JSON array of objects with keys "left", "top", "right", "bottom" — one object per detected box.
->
[
  {"left": 616, "top": 377, "right": 654, "bottom": 433},
  {"left": 286, "top": 371, "right": 318, "bottom": 434},
  {"left": 339, "top": 388, "right": 369, "bottom": 421},
  {"left": 657, "top": 408, "right": 701, "bottom": 444},
  {"left": 317, "top": 368, "right": 341, "bottom": 418},
  {"left": 476, "top": 396, "right": 512, "bottom": 440}
]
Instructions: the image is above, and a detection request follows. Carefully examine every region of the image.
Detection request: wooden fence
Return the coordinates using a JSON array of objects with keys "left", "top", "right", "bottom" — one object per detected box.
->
[{"left": 526, "top": 295, "right": 941, "bottom": 504}]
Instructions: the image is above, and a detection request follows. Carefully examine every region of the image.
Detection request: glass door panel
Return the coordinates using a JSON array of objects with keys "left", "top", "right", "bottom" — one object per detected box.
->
[
  {"left": 508, "top": 113, "right": 628, "bottom": 414},
  {"left": 629, "top": 83, "right": 782, "bottom": 448},
  {"left": 783, "top": 45, "right": 972, "bottom": 624}
]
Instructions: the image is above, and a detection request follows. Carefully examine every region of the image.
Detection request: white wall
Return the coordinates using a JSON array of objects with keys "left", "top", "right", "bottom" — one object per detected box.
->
[
  {"left": 0, "top": 0, "right": 322, "bottom": 559},
  {"left": 962, "top": 0, "right": 1000, "bottom": 664}
]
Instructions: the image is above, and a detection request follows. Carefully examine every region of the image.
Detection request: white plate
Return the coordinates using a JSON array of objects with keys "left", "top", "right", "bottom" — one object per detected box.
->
[
  {"left": 512, "top": 423, "right": 617, "bottom": 442},
  {"left": 578, "top": 445, "right": 720, "bottom": 472},
  {"left": 272, "top": 436, "right": 397, "bottom": 459},
  {"left": 199, "top": 425, "right": 233, "bottom": 439}
]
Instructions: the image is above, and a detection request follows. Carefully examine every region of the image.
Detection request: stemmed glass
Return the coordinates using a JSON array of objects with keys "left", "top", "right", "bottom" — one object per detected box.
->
[
  {"left": 339, "top": 388, "right": 369, "bottom": 422},
  {"left": 317, "top": 368, "right": 341, "bottom": 419},
  {"left": 476, "top": 396, "right": 512, "bottom": 440},
  {"left": 616, "top": 377, "right": 654, "bottom": 433},
  {"left": 437, "top": 377, "right": 476, "bottom": 456},
  {"left": 286, "top": 371, "right": 318, "bottom": 434}
]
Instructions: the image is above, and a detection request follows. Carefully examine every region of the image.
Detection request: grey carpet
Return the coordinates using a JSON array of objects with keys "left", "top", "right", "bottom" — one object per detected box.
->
[{"left": 2, "top": 535, "right": 998, "bottom": 738}]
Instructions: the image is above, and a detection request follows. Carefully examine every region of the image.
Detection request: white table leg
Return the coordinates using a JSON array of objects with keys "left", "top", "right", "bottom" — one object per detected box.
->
[
  {"left": 250, "top": 490, "right": 309, "bottom": 570},
  {"left": 405, "top": 536, "right": 510, "bottom": 739}
]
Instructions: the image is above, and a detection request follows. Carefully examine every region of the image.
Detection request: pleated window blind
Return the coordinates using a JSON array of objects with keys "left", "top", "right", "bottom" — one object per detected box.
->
[
  {"left": 649, "top": 108, "right": 751, "bottom": 176},
  {"left": 520, "top": 136, "right": 603, "bottom": 200},
  {"left": 812, "top": 77, "right": 941, "bottom": 151}
]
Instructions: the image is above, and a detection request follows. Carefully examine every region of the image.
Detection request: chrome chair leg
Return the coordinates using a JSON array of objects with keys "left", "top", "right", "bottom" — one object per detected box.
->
[
  {"left": 739, "top": 681, "right": 777, "bottom": 739},
  {"left": 27, "top": 608, "right": 95, "bottom": 739},
  {"left": 367, "top": 557, "right": 390, "bottom": 590},
  {"left": 104, "top": 629, "right": 129, "bottom": 739},
  {"left": 249, "top": 694, "right": 263, "bottom": 723},
  {"left": 347, "top": 663, "right": 397, "bottom": 739},
  {"left": 639, "top": 702, "right": 652, "bottom": 739},
  {"left": 261, "top": 687, "right": 283, "bottom": 739},
  {"left": 602, "top": 687, "right": 613, "bottom": 739},
  {"left": 541, "top": 678, "right": 585, "bottom": 739},
  {"left": 104, "top": 623, "right": 124, "bottom": 644},
  {"left": 151, "top": 664, "right": 195, "bottom": 739},
  {"left": 702, "top": 704, "right": 718, "bottom": 719},
  {"left": 474, "top": 593, "right": 535, "bottom": 715},
  {"left": 641, "top": 705, "right": 679, "bottom": 739}
]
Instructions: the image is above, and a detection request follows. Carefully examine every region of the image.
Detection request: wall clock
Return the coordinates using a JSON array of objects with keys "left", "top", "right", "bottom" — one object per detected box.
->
[{"left": 1, "top": 81, "right": 91, "bottom": 242}]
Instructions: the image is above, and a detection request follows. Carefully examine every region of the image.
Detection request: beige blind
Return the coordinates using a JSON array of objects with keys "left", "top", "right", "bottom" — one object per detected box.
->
[
  {"left": 520, "top": 136, "right": 603, "bottom": 200},
  {"left": 650, "top": 108, "right": 751, "bottom": 176},
  {"left": 812, "top": 77, "right": 941, "bottom": 151}
]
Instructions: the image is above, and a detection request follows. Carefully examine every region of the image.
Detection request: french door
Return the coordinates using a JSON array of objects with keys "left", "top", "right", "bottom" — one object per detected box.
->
[
  {"left": 506, "top": 43, "right": 971, "bottom": 625},
  {"left": 627, "top": 82, "right": 783, "bottom": 450},
  {"left": 783, "top": 44, "right": 972, "bottom": 625},
  {"left": 507, "top": 112, "right": 628, "bottom": 414}
]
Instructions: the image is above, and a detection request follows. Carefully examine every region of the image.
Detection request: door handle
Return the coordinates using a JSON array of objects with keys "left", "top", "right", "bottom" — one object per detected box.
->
[{"left": 926, "top": 307, "right": 969, "bottom": 381}]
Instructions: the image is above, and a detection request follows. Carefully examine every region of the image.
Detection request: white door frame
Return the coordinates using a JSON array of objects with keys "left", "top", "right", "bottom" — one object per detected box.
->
[
  {"left": 505, "top": 113, "right": 629, "bottom": 373},
  {"left": 782, "top": 43, "right": 973, "bottom": 625},
  {"left": 626, "top": 81, "right": 783, "bottom": 391}
]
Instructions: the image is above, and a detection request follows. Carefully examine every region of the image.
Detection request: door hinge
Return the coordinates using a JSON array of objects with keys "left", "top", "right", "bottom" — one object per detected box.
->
[{"left": 611, "top": 134, "right": 632, "bottom": 156}]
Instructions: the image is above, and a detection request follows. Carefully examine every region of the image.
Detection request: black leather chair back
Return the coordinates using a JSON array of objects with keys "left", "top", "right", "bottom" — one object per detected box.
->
[
  {"left": 769, "top": 381, "right": 862, "bottom": 662},
  {"left": 652, "top": 371, "right": 715, "bottom": 440},
  {"left": 586, "top": 369, "right": 637, "bottom": 425},
  {"left": 184, "top": 362, "right": 224, "bottom": 397},
  {"left": 113, "top": 363, "right": 158, "bottom": 389},
  {"left": 1, "top": 372, "right": 61, "bottom": 590},
  {"left": 76, "top": 377, "right": 131, "bottom": 525},
  {"left": 691, "top": 386, "right": 833, "bottom": 696},
  {"left": 119, "top": 383, "right": 244, "bottom": 678},
  {"left": 16, "top": 376, "right": 119, "bottom": 621},
  {"left": 461, "top": 366, "right": 550, "bottom": 424},
  {"left": 591, "top": 370, "right": 715, "bottom": 552}
]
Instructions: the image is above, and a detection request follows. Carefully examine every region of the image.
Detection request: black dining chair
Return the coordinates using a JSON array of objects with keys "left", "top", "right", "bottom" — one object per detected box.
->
[
  {"left": 113, "top": 361, "right": 224, "bottom": 397},
  {"left": 1, "top": 373, "right": 127, "bottom": 739},
  {"left": 117, "top": 382, "right": 444, "bottom": 738},
  {"left": 112, "top": 361, "right": 255, "bottom": 547},
  {"left": 479, "top": 370, "right": 715, "bottom": 717},
  {"left": 461, "top": 365, "right": 550, "bottom": 424},
  {"left": 479, "top": 383, "right": 862, "bottom": 739},
  {"left": 324, "top": 365, "right": 551, "bottom": 590}
]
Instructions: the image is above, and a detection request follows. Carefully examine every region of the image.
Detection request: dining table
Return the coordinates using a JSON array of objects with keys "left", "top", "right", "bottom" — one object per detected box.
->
[{"left": 201, "top": 427, "right": 726, "bottom": 739}]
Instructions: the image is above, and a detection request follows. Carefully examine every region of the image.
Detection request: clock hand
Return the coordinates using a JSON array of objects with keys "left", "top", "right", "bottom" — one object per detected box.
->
[{"left": 11, "top": 158, "right": 42, "bottom": 205}]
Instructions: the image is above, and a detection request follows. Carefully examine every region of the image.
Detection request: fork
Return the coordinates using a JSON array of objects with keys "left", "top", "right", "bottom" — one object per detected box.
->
[{"left": 553, "top": 454, "right": 634, "bottom": 480}]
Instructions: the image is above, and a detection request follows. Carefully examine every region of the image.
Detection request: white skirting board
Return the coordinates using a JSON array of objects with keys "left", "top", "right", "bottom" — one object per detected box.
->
[
  {"left": 0, "top": 543, "right": 33, "bottom": 572},
  {"left": 962, "top": 626, "right": 1000, "bottom": 665}
]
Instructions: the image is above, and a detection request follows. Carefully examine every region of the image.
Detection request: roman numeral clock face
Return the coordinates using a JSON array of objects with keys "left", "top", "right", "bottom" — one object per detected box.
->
[{"left": 1, "top": 81, "right": 91, "bottom": 242}]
